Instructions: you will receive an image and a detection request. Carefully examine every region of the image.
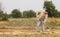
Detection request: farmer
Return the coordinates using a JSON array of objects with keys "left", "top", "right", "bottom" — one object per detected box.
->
[{"left": 35, "top": 10, "right": 48, "bottom": 33}]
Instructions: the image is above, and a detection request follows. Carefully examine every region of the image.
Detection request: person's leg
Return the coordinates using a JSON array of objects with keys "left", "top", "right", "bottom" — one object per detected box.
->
[
  {"left": 41, "top": 21, "right": 44, "bottom": 33},
  {"left": 35, "top": 21, "right": 40, "bottom": 32}
]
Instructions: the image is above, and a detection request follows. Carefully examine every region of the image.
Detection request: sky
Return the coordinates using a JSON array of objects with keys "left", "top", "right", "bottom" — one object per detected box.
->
[{"left": 0, "top": 0, "right": 60, "bottom": 14}]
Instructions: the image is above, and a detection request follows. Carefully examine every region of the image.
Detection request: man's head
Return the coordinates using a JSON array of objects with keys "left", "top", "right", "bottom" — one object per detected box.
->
[
  {"left": 41, "top": 10, "right": 48, "bottom": 15},
  {"left": 45, "top": 9, "right": 48, "bottom": 14},
  {"left": 45, "top": 9, "right": 48, "bottom": 12}
]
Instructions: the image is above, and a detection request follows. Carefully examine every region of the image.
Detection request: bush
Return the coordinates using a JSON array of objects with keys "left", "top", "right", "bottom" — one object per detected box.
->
[
  {"left": 2, "top": 13, "right": 8, "bottom": 21},
  {"left": 23, "top": 10, "right": 36, "bottom": 18},
  {"left": 11, "top": 9, "right": 22, "bottom": 18}
]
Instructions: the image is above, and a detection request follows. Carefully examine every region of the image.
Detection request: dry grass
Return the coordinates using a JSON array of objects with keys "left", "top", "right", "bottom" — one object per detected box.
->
[{"left": 0, "top": 18, "right": 60, "bottom": 37}]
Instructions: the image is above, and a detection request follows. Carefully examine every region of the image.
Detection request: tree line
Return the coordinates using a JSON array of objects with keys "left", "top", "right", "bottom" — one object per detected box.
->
[
  {"left": 0, "top": 0, "right": 60, "bottom": 21},
  {"left": 0, "top": 9, "right": 36, "bottom": 21},
  {"left": 10, "top": 9, "right": 36, "bottom": 18}
]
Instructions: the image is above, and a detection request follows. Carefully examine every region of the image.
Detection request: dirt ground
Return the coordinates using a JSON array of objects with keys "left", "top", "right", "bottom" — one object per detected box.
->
[
  {"left": 0, "top": 26, "right": 59, "bottom": 37},
  {"left": 0, "top": 18, "right": 60, "bottom": 37}
]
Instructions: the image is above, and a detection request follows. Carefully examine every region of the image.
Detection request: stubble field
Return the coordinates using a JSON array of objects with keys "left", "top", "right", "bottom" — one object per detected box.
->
[{"left": 0, "top": 18, "right": 60, "bottom": 37}]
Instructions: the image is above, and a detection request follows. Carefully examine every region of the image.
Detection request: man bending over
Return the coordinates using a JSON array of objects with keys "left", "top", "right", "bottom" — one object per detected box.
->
[{"left": 35, "top": 10, "right": 48, "bottom": 33}]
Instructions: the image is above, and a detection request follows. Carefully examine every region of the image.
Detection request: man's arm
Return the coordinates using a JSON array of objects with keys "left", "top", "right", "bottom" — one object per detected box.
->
[
  {"left": 36, "top": 12, "right": 43, "bottom": 20},
  {"left": 44, "top": 14, "right": 48, "bottom": 24},
  {"left": 36, "top": 12, "right": 38, "bottom": 18},
  {"left": 36, "top": 12, "right": 41, "bottom": 18}
]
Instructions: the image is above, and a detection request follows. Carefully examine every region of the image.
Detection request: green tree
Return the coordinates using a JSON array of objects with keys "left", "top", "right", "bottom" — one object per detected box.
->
[
  {"left": 2, "top": 12, "right": 8, "bottom": 21},
  {"left": 57, "top": 12, "right": 60, "bottom": 17},
  {"left": 23, "top": 11, "right": 28, "bottom": 18},
  {"left": 43, "top": 1, "right": 58, "bottom": 17},
  {"left": 0, "top": 11, "right": 3, "bottom": 17},
  {"left": 23, "top": 10, "right": 36, "bottom": 18},
  {"left": 0, "top": 11, "right": 4, "bottom": 20},
  {"left": 11, "top": 9, "right": 22, "bottom": 18}
]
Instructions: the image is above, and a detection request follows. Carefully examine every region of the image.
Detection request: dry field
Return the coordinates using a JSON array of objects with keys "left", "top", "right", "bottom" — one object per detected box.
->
[{"left": 0, "top": 18, "right": 60, "bottom": 37}]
